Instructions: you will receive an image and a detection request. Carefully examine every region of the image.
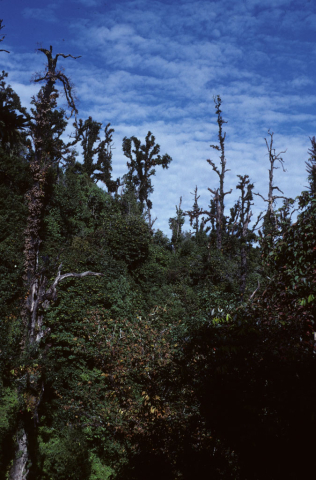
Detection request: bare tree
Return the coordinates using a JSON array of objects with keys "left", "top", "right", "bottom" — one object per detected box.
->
[
  {"left": 205, "top": 96, "right": 232, "bottom": 249},
  {"left": 253, "top": 131, "right": 294, "bottom": 283},
  {"left": 254, "top": 131, "right": 288, "bottom": 232}
]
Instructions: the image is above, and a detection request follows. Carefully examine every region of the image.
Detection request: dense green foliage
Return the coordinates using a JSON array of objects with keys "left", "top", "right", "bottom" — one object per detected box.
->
[{"left": 0, "top": 39, "right": 315, "bottom": 480}]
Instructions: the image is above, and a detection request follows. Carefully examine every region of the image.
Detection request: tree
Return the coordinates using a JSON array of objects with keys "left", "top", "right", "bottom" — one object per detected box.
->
[
  {"left": 185, "top": 186, "right": 205, "bottom": 238},
  {"left": 169, "top": 197, "right": 185, "bottom": 250},
  {"left": 122, "top": 132, "right": 172, "bottom": 228},
  {"left": 305, "top": 136, "right": 316, "bottom": 198},
  {"left": 235, "top": 175, "right": 255, "bottom": 297},
  {"left": 0, "top": 86, "right": 30, "bottom": 479},
  {"left": 255, "top": 131, "right": 289, "bottom": 247},
  {"left": 205, "top": 96, "right": 232, "bottom": 250},
  {"left": 174, "top": 146, "right": 316, "bottom": 478},
  {"left": 24, "top": 45, "right": 81, "bottom": 341},
  {"left": 0, "top": 71, "right": 29, "bottom": 146},
  {"left": 2, "top": 31, "right": 316, "bottom": 478},
  {"left": 74, "top": 117, "right": 118, "bottom": 192},
  {"left": 9, "top": 46, "right": 103, "bottom": 480}
]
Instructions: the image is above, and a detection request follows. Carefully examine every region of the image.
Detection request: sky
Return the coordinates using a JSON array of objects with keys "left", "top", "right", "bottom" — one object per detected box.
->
[{"left": 1, "top": 0, "right": 316, "bottom": 235}]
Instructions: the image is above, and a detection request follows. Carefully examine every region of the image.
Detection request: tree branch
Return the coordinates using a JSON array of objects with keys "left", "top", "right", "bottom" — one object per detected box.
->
[
  {"left": 206, "top": 158, "right": 220, "bottom": 177},
  {"left": 249, "top": 279, "right": 260, "bottom": 301},
  {"left": 45, "top": 263, "right": 103, "bottom": 302},
  {"left": 272, "top": 185, "right": 284, "bottom": 194},
  {"left": 56, "top": 52, "right": 81, "bottom": 61},
  {"left": 252, "top": 211, "right": 264, "bottom": 231},
  {"left": 273, "top": 195, "right": 288, "bottom": 201},
  {"left": 253, "top": 192, "right": 268, "bottom": 202}
]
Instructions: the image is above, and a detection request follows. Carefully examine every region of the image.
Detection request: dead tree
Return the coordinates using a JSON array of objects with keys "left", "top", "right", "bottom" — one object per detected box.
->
[
  {"left": 253, "top": 131, "right": 294, "bottom": 284},
  {"left": 254, "top": 131, "right": 288, "bottom": 237},
  {"left": 206, "top": 96, "right": 232, "bottom": 250}
]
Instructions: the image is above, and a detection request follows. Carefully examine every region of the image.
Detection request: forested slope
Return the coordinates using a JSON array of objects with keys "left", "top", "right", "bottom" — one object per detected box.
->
[{"left": 1, "top": 33, "right": 316, "bottom": 480}]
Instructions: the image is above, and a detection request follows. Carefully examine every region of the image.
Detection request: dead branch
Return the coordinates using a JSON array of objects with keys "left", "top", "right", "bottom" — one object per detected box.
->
[
  {"left": 252, "top": 211, "right": 264, "bottom": 231},
  {"left": 253, "top": 192, "right": 267, "bottom": 202},
  {"left": 206, "top": 159, "right": 220, "bottom": 177},
  {"left": 272, "top": 185, "right": 284, "bottom": 194},
  {"left": 249, "top": 279, "right": 260, "bottom": 301},
  {"left": 37, "top": 46, "right": 81, "bottom": 73},
  {"left": 0, "top": 19, "right": 9, "bottom": 52},
  {"left": 45, "top": 263, "right": 103, "bottom": 302}
]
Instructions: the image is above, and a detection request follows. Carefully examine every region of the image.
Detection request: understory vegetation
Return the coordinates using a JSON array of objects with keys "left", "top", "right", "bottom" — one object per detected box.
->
[{"left": 1, "top": 23, "right": 316, "bottom": 480}]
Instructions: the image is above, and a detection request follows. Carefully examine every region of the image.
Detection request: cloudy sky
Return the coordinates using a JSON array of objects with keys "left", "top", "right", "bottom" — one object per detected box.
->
[{"left": 1, "top": 0, "right": 315, "bottom": 235}]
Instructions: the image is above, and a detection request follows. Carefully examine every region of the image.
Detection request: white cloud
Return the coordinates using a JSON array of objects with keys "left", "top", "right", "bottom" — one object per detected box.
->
[
  {"left": 22, "top": 6, "right": 59, "bottom": 23},
  {"left": 2, "top": 0, "right": 315, "bottom": 235}
]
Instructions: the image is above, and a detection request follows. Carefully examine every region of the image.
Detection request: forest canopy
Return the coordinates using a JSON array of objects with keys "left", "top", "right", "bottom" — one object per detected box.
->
[{"left": 1, "top": 27, "right": 316, "bottom": 480}]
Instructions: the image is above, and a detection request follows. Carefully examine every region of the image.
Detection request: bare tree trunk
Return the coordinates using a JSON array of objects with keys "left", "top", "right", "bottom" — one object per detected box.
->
[{"left": 9, "top": 427, "right": 29, "bottom": 480}]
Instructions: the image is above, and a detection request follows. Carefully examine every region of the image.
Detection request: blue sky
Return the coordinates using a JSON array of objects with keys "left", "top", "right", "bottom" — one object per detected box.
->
[{"left": 1, "top": 0, "right": 316, "bottom": 235}]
